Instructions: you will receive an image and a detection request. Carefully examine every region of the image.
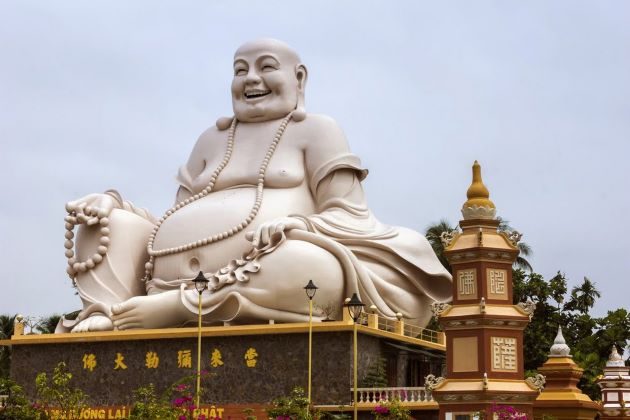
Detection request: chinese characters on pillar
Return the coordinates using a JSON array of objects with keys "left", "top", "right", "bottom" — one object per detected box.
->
[
  {"left": 487, "top": 268, "right": 508, "bottom": 299},
  {"left": 491, "top": 336, "right": 517, "bottom": 372},
  {"left": 457, "top": 269, "right": 477, "bottom": 300}
]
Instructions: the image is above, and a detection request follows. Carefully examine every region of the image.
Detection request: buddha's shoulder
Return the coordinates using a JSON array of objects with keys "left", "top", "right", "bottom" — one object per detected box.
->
[
  {"left": 192, "top": 124, "right": 227, "bottom": 151},
  {"left": 297, "top": 113, "right": 342, "bottom": 129},
  {"left": 294, "top": 114, "right": 346, "bottom": 139}
]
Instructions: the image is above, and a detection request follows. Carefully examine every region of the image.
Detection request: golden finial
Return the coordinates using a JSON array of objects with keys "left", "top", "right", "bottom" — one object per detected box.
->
[{"left": 461, "top": 161, "right": 496, "bottom": 220}]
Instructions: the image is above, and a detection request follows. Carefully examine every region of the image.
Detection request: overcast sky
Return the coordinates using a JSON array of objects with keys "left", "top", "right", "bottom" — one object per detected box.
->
[{"left": 1, "top": 1, "right": 629, "bottom": 320}]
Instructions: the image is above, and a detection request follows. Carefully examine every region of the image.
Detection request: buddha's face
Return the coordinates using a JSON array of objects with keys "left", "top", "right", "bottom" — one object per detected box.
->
[{"left": 231, "top": 40, "right": 305, "bottom": 122}]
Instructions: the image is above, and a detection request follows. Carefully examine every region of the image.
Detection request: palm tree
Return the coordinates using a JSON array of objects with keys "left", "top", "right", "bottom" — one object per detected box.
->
[
  {"left": 0, "top": 314, "right": 16, "bottom": 378},
  {"left": 425, "top": 219, "right": 456, "bottom": 273},
  {"left": 0, "top": 314, "right": 15, "bottom": 340},
  {"left": 36, "top": 314, "right": 62, "bottom": 334},
  {"left": 497, "top": 217, "right": 533, "bottom": 272},
  {"left": 565, "top": 277, "right": 601, "bottom": 315}
]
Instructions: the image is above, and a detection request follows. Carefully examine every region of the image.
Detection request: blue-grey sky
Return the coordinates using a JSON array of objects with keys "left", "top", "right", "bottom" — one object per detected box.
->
[{"left": 1, "top": 1, "right": 629, "bottom": 319}]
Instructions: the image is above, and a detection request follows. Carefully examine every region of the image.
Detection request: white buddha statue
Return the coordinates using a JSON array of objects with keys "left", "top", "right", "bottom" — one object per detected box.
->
[{"left": 60, "top": 39, "right": 452, "bottom": 333}]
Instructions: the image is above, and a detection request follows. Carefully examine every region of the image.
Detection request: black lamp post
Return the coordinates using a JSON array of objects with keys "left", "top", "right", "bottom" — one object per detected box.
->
[
  {"left": 344, "top": 293, "right": 364, "bottom": 420},
  {"left": 304, "top": 280, "right": 318, "bottom": 403},
  {"left": 193, "top": 271, "right": 209, "bottom": 413}
]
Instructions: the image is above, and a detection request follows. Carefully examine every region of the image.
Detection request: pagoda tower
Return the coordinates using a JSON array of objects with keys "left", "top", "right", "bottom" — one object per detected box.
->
[
  {"left": 533, "top": 326, "right": 600, "bottom": 419},
  {"left": 597, "top": 346, "right": 630, "bottom": 419},
  {"left": 430, "top": 161, "right": 539, "bottom": 419}
]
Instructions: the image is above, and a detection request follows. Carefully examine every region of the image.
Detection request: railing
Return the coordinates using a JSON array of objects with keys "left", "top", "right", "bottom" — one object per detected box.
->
[
  {"left": 363, "top": 312, "right": 442, "bottom": 344},
  {"left": 357, "top": 312, "right": 369, "bottom": 326},
  {"left": 354, "top": 387, "right": 433, "bottom": 403},
  {"left": 402, "top": 323, "right": 439, "bottom": 343},
  {"left": 377, "top": 317, "right": 398, "bottom": 333}
]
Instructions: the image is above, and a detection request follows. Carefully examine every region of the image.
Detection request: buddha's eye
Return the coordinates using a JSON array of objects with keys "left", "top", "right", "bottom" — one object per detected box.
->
[
  {"left": 261, "top": 64, "right": 277, "bottom": 72},
  {"left": 234, "top": 68, "right": 247, "bottom": 76}
]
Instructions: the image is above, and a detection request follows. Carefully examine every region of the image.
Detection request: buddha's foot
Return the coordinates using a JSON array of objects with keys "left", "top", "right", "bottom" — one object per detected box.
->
[
  {"left": 71, "top": 314, "right": 114, "bottom": 333},
  {"left": 111, "top": 291, "right": 190, "bottom": 330}
]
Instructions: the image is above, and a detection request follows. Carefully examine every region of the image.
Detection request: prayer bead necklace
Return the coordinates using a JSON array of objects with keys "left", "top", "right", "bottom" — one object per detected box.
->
[
  {"left": 142, "top": 113, "right": 293, "bottom": 281},
  {"left": 64, "top": 215, "right": 110, "bottom": 279}
]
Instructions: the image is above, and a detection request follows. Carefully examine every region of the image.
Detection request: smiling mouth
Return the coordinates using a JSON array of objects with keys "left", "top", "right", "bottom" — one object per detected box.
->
[{"left": 244, "top": 90, "right": 271, "bottom": 99}]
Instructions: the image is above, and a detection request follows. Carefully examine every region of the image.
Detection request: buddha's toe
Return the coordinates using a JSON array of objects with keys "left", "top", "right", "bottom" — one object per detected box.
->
[{"left": 71, "top": 315, "right": 113, "bottom": 333}]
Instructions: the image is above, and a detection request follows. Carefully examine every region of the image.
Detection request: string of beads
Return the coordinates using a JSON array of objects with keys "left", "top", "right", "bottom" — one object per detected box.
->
[{"left": 142, "top": 113, "right": 293, "bottom": 281}]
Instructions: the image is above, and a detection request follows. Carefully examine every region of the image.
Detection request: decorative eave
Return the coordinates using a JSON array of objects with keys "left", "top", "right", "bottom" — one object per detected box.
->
[
  {"left": 432, "top": 378, "right": 539, "bottom": 400},
  {"left": 438, "top": 304, "right": 531, "bottom": 330},
  {"left": 444, "top": 228, "right": 519, "bottom": 254}
]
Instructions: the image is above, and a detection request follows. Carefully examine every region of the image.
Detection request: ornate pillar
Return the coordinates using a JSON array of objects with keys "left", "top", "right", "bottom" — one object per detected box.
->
[
  {"left": 533, "top": 327, "right": 600, "bottom": 419},
  {"left": 431, "top": 161, "right": 538, "bottom": 420},
  {"left": 597, "top": 346, "right": 630, "bottom": 419}
]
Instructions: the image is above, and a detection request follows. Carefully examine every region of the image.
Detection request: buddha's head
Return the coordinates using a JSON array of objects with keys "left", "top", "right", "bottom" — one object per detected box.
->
[{"left": 231, "top": 39, "right": 307, "bottom": 122}]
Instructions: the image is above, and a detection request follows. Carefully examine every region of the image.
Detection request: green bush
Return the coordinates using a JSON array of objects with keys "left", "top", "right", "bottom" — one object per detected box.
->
[
  {"left": 266, "top": 387, "right": 314, "bottom": 420},
  {"left": 35, "top": 362, "right": 87, "bottom": 419},
  {"left": 0, "top": 378, "right": 40, "bottom": 420}
]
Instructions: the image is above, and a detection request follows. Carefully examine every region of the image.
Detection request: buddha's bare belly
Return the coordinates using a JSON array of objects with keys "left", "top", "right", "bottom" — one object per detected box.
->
[{"left": 151, "top": 184, "right": 316, "bottom": 281}]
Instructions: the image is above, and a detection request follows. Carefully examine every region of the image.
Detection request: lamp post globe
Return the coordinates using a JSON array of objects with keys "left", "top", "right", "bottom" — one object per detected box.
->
[{"left": 193, "top": 271, "right": 209, "bottom": 294}]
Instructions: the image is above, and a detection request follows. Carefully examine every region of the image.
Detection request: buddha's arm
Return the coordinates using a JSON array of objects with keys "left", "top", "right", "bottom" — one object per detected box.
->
[
  {"left": 174, "top": 126, "right": 221, "bottom": 204},
  {"left": 65, "top": 189, "right": 155, "bottom": 224},
  {"left": 250, "top": 115, "right": 368, "bottom": 246}
]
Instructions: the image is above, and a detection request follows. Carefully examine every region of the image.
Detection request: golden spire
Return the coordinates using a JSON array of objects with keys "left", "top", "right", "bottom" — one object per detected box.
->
[{"left": 461, "top": 161, "right": 496, "bottom": 220}]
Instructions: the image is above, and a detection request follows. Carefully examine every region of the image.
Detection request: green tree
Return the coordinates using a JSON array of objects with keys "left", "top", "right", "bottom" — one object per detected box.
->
[
  {"left": 512, "top": 270, "right": 566, "bottom": 371},
  {"left": 0, "top": 314, "right": 16, "bottom": 379},
  {"left": 496, "top": 217, "right": 533, "bottom": 272},
  {"left": 424, "top": 219, "right": 456, "bottom": 273},
  {"left": 35, "top": 315, "right": 61, "bottom": 335},
  {"left": 0, "top": 378, "right": 40, "bottom": 419},
  {"left": 360, "top": 356, "right": 388, "bottom": 388},
  {"left": 267, "top": 387, "right": 313, "bottom": 420},
  {"left": 564, "top": 277, "right": 601, "bottom": 315},
  {"left": 35, "top": 362, "right": 88, "bottom": 418}
]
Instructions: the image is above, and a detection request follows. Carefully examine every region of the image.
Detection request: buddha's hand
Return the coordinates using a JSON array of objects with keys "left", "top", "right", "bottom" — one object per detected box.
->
[
  {"left": 65, "top": 190, "right": 122, "bottom": 225},
  {"left": 246, "top": 216, "right": 308, "bottom": 248}
]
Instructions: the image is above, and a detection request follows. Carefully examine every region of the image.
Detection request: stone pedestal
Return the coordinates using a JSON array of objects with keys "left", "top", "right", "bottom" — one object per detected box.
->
[{"left": 7, "top": 320, "right": 445, "bottom": 410}]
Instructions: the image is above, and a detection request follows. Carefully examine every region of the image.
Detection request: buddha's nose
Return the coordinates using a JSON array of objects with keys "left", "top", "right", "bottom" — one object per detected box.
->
[{"left": 245, "top": 71, "right": 262, "bottom": 85}]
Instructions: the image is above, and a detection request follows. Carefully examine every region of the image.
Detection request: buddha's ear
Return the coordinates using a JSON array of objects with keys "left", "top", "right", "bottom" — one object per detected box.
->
[
  {"left": 293, "top": 64, "right": 308, "bottom": 122},
  {"left": 296, "top": 63, "right": 308, "bottom": 92}
]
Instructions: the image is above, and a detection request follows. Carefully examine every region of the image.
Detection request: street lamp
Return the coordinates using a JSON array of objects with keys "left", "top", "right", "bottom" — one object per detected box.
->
[
  {"left": 304, "top": 280, "right": 318, "bottom": 403},
  {"left": 193, "top": 271, "right": 209, "bottom": 413},
  {"left": 344, "top": 293, "right": 365, "bottom": 420}
]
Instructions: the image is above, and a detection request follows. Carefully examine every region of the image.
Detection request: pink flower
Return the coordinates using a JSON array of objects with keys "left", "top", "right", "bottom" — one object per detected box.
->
[{"left": 374, "top": 405, "right": 390, "bottom": 415}]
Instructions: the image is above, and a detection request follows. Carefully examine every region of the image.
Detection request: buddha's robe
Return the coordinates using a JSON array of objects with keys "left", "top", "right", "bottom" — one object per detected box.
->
[{"left": 166, "top": 152, "right": 452, "bottom": 326}]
